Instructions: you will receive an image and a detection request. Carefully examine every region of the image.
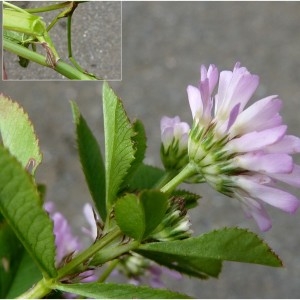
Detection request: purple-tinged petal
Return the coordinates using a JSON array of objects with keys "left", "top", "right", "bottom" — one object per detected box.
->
[
  {"left": 238, "top": 195, "right": 272, "bottom": 231},
  {"left": 226, "top": 102, "right": 240, "bottom": 132},
  {"left": 173, "top": 122, "right": 190, "bottom": 138},
  {"left": 214, "top": 70, "right": 233, "bottom": 114},
  {"left": 161, "top": 127, "right": 174, "bottom": 149},
  {"left": 264, "top": 135, "right": 300, "bottom": 154},
  {"left": 234, "top": 176, "right": 300, "bottom": 213},
  {"left": 225, "top": 125, "right": 287, "bottom": 153},
  {"left": 215, "top": 65, "right": 259, "bottom": 118},
  {"left": 187, "top": 85, "right": 203, "bottom": 119},
  {"left": 269, "top": 164, "right": 300, "bottom": 187},
  {"left": 233, "top": 152, "right": 293, "bottom": 174},
  {"left": 160, "top": 116, "right": 181, "bottom": 132},
  {"left": 230, "top": 96, "right": 282, "bottom": 136},
  {"left": 206, "top": 64, "right": 219, "bottom": 94},
  {"left": 52, "top": 212, "right": 81, "bottom": 265},
  {"left": 44, "top": 201, "right": 56, "bottom": 214},
  {"left": 82, "top": 203, "right": 98, "bottom": 241}
]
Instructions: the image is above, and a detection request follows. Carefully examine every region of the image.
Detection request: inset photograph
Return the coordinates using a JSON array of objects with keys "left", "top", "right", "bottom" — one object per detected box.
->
[{"left": 2, "top": 1, "right": 122, "bottom": 80}]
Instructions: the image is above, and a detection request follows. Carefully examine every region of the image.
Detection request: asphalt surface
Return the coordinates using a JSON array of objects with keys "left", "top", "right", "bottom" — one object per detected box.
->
[
  {"left": 3, "top": 1, "right": 122, "bottom": 80},
  {"left": 1, "top": 1, "right": 300, "bottom": 298}
]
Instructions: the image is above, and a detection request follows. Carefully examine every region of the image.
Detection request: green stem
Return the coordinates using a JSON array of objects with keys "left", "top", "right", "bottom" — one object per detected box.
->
[
  {"left": 89, "top": 240, "right": 140, "bottom": 266},
  {"left": 153, "top": 170, "right": 178, "bottom": 189},
  {"left": 97, "top": 259, "right": 120, "bottom": 283},
  {"left": 17, "top": 227, "right": 123, "bottom": 299},
  {"left": 3, "top": 38, "right": 97, "bottom": 80},
  {"left": 160, "top": 162, "right": 196, "bottom": 194},
  {"left": 3, "top": 1, "right": 31, "bottom": 14},
  {"left": 24, "top": 2, "right": 71, "bottom": 14},
  {"left": 17, "top": 278, "right": 53, "bottom": 299},
  {"left": 57, "top": 227, "right": 123, "bottom": 280}
]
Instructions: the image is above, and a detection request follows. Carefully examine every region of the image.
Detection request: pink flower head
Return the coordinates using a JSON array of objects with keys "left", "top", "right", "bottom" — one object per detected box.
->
[{"left": 187, "top": 62, "right": 300, "bottom": 231}]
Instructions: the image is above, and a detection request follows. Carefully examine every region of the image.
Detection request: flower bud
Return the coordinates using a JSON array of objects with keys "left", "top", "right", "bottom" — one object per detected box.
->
[{"left": 160, "top": 116, "right": 190, "bottom": 171}]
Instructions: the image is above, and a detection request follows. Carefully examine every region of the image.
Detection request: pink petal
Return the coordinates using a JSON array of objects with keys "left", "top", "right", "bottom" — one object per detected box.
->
[
  {"left": 234, "top": 176, "right": 300, "bottom": 213},
  {"left": 200, "top": 64, "right": 219, "bottom": 95},
  {"left": 239, "top": 196, "right": 272, "bottom": 231},
  {"left": 214, "top": 70, "right": 233, "bottom": 114},
  {"left": 82, "top": 203, "right": 98, "bottom": 240},
  {"left": 269, "top": 164, "right": 300, "bottom": 187},
  {"left": 233, "top": 152, "right": 293, "bottom": 174},
  {"left": 173, "top": 122, "right": 190, "bottom": 138},
  {"left": 226, "top": 103, "right": 240, "bottom": 131},
  {"left": 230, "top": 96, "right": 282, "bottom": 136},
  {"left": 225, "top": 125, "right": 287, "bottom": 153},
  {"left": 161, "top": 127, "right": 174, "bottom": 149},
  {"left": 160, "top": 116, "right": 181, "bottom": 132},
  {"left": 187, "top": 85, "right": 203, "bottom": 119},
  {"left": 264, "top": 135, "right": 300, "bottom": 154},
  {"left": 215, "top": 65, "right": 259, "bottom": 118}
]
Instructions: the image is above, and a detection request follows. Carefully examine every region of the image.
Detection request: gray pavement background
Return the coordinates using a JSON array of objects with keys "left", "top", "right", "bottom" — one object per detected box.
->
[
  {"left": 3, "top": 1, "right": 122, "bottom": 80},
  {"left": 1, "top": 1, "right": 300, "bottom": 298}
]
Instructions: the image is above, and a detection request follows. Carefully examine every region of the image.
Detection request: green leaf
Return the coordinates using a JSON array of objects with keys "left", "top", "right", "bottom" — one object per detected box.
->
[
  {"left": 71, "top": 101, "right": 106, "bottom": 220},
  {"left": 136, "top": 250, "right": 221, "bottom": 279},
  {"left": 5, "top": 251, "right": 42, "bottom": 298},
  {"left": 0, "top": 94, "right": 42, "bottom": 174},
  {"left": 137, "top": 227, "right": 282, "bottom": 279},
  {"left": 127, "top": 164, "right": 165, "bottom": 191},
  {"left": 0, "top": 222, "right": 23, "bottom": 298},
  {"left": 0, "top": 146, "right": 57, "bottom": 278},
  {"left": 102, "top": 82, "right": 135, "bottom": 211},
  {"left": 55, "top": 282, "right": 191, "bottom": 299},
  {"left": 141, "top": 190, "right": 168, "bottom": 238},
  {"left": 115, "top": 194, "right": 145, "bottom": 241},
  {"left": 120, "top": 120, "right": 147, "bottom": 191},
  {"left": 115, "top": 190, "right": 168, "bottom": 241}
]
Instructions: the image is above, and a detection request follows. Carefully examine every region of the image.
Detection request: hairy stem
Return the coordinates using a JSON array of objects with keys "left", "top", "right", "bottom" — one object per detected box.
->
[
  {"left": 3, "top": 39, "right": 97, "bottom": 80},
  {"left": 160, "top": 162, "right": 196, "bottom": 194}
]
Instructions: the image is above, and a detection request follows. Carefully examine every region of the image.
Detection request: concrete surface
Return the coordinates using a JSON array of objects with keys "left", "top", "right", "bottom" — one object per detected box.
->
[
  {"left": 3, "top": 1, "right": 122, "bottom": 80},
  {"left": 1, "top": 1, "right": 300, "bottom": 298}
]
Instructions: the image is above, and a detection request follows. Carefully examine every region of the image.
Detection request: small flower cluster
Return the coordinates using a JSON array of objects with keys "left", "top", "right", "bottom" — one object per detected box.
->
[
  {"left": 161, "top": 62, "right": 300, "bottom": 231},
  {"left": 118, "top": 252, "right": 181, "bottom": 289}
]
